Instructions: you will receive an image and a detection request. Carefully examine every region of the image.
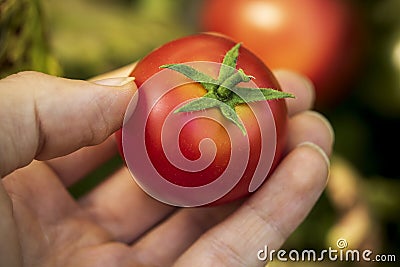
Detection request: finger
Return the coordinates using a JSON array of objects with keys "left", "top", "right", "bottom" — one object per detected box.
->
[
  {"left": 3, "top": 161, "right": 79, "bottom": 225},
  {"left": 45, "top": 76, "right": 138, "bottom": 185},
  {"left": 174, "top": 143, "right": 330, "bottom": 266},
  {"left": 130, "top": 203, "right": 239, "bottom": 266},
  {"left": 273, "top": 69, "right": 315, "bottom": 116},
  {"left": 286, "top": 110, "right": 335, "bottom": 156},
  {"left": 89, "top": 62, "right": 137, "bottom": 81},
  {"left": 0, "top": 71, "right": 136, "bottom": 177},
  {"left": 46, "top": 136, "right": 118, "bottom": 186},
  {"left": 2, "top": 161, "right": 113, "bottom": 260},
  {"left": 79, "top": 167, "right": 175, "bottom": 243}
]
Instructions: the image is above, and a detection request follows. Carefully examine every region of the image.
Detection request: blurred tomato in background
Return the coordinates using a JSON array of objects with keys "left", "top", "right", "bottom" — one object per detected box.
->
[{"left": 201, "top": 0, "right": 366, "bottom": 109}]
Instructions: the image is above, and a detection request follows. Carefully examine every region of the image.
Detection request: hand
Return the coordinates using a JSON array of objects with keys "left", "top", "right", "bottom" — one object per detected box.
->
[{"left": 0, "top": 70, "right": 333, "bottom": 267}]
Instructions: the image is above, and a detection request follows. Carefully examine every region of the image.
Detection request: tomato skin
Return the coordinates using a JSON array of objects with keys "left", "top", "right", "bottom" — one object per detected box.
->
[
  {"left": 117, "top": 33, "right": 288, "bottom": 205},
  {"left": 201, "top": 0, "right": 364, "bottom": 108}
]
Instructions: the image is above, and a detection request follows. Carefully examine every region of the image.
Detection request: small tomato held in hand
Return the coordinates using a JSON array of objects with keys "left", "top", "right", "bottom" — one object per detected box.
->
[{"left": 117, "top": 33, "right": 293, "bottom": 206}]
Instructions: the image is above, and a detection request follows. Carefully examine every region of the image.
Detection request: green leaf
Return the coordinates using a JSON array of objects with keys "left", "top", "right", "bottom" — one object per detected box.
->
[
  {"left": 221, "top": 69, "right": 252, "bottom": 87},
  {"left": 160, "top": 63, "right": 218, "bottom": 92},
  {"left": 229, "top": 87, "right": 295, "bottom": 105},
  {"left": 258, "top": 88, "right": 295, "bottom": 100},
  {"left": 218, "top": 43, "right": 241, "bottom": 82},
  {"left": 219, "top": 104, "right": 247, "bottom": 135},
  {"left": 174, "top": 97, "right": 247, "bottom": 135},
  {"left": 174, "top": 96, "right": 220, "bottom": 113}
]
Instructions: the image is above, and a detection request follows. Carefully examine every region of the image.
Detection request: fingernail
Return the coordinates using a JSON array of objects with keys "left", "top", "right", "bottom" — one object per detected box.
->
[
  {"left": 299, "top": 75, "right": 315, "bottom": 100},
  {"left": 297, "top": 141, "right": 331, "bottom": 170},
  {"left": 92, "top": 77, "right": 135, "bottom": 87},
  {"left": 303, "top": 111, "right": 335, "bottom": 147}
]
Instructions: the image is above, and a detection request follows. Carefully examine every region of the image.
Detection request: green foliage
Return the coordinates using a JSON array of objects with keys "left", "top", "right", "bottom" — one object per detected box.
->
[
  {"left": 0, "top": 0, "right": 61, "bottom": 78},
  {"left": 41, "top": 0, "right": 192, "bottom": 79}
]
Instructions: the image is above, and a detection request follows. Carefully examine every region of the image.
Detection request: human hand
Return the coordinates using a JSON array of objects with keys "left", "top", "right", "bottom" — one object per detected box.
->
[{"left": 0, "top": 70, "right": 333, "bottom": 266}]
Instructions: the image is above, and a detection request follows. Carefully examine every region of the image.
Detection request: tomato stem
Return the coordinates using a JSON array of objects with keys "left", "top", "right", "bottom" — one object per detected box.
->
[
  {"left": 216, "top": 69, "right": 251, "bottom": 100},
  {"left": 160, "top": 43, "right": 294, "bottom": 135}
]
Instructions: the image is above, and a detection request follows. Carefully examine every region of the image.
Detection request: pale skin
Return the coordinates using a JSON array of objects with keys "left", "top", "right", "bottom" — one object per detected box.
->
[{"left": 0, "top": 68, "right": 334, "bottom": 267}]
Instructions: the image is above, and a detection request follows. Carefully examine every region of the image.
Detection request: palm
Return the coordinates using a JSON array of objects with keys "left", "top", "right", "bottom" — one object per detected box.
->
[
  {"left": 4, "top": 161, "right": 128, "bottom": 267},
  {"left": 4, "top": 154, "right": 237, "bottom": 266}
]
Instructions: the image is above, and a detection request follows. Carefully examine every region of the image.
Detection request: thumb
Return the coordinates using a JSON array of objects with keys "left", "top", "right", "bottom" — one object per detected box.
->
[{"left": 0, "top": 71, "right": 136, "bottom": 177}]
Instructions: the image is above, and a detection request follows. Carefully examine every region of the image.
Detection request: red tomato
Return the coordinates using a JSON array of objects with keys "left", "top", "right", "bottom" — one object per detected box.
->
[
  {"left": 201, "top": 0, "right": 364, "bottom": 108},
  {"left": 117, "top": 33, "right": 290, "bottom": 206}
]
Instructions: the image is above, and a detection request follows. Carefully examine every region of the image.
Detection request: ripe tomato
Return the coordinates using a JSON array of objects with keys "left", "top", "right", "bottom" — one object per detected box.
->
[
  {"left": 117, "top": 33, "right": 291, "bottom": 206},
  {"left": 201, "top": 0, "right": 364, "bottom": 108}
]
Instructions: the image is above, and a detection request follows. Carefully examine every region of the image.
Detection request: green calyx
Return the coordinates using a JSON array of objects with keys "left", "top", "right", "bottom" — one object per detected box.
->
[{"left": 160, "top": 43, "right": 294, "bottom": 135}]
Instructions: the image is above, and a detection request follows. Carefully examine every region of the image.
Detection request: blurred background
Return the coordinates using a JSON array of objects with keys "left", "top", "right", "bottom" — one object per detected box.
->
[{"left": 1, "top": 0, "right": 399, "bottom": 265}]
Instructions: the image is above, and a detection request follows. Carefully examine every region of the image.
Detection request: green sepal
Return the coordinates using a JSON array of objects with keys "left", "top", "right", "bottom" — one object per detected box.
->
[
  {"left": 161, "top": 43, "right": 295, "bottom": 136},
  {"left": 219, "top": 104, "right": 246, "bottom": 135},
  {"left": 174, "top": 96, "right": 246, "bottom": 135},
  {"left": 218, "top": 43, "right": 241, "bottom": 82},
  {"left": 174, "top": 95, "right": 220, "bottom": 113},
  {"left": 228, "top": 87, "right": 295, "bottom": 105},
  {"left": 160, "top": 63, "right": 218, "bottom": 92}
]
